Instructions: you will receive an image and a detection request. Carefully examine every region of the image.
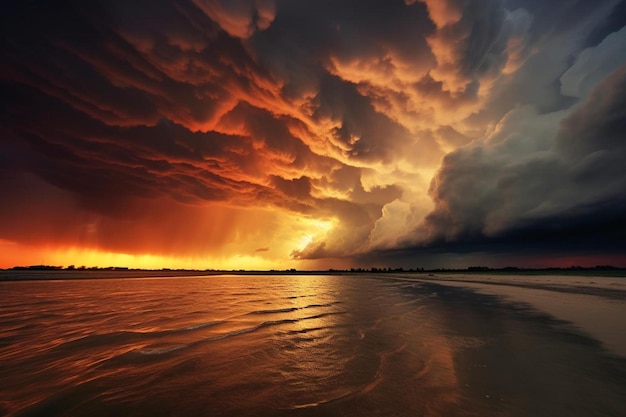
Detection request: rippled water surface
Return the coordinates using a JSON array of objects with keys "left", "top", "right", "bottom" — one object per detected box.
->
[{"left": 1, "top": 275, "right": 625, "bottom": 416}]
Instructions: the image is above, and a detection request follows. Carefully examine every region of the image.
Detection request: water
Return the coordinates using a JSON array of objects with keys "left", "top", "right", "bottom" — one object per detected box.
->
[{"left": 1, "top": 275, "right": 625, "bottom": 416}]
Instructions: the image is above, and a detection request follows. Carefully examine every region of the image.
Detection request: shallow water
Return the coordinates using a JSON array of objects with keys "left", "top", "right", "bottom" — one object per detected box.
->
[{"left": 1, "top": 275, "right": 624, "bottom": 416}]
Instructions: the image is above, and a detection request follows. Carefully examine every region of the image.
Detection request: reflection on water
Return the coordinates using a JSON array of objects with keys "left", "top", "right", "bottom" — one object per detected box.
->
[{"left": 1, "top": 275, "right": 624, "bottom": 416}]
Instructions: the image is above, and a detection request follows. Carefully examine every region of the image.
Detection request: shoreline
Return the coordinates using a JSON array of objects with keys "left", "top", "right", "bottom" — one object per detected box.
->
[
  {"left": 1, "top": 269, "right": 625, "bottom": 282},
  {"left": 417, "top": 283, "right": 626, "bottom": 416},
  {"left": 393, "top": 274, "right": 626, "bottom": 358}
]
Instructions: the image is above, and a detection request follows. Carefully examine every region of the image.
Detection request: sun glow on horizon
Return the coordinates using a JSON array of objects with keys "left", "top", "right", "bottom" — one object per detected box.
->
[
  {"left": 0, "top": 244, "right": 309, "bottom": 271},
  {"left": 0, "top": 212, "right": 342, "bottom": 271}
]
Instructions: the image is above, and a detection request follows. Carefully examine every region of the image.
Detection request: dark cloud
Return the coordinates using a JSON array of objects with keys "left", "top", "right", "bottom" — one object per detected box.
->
[
  {"left": 426, "top": 0, "right": 510, "bottom": 90},
  {"left": 254, "top": 0, "right": 434, "bottom": 73},
  {"left": 191, "top": 0, "right": 276, "bottom": 39},
  {"left": 505, "top": 0, "right": 621, "bottom": 45},
  {"left": 559, "top": 66, "right": 626, "bottom": 156},
  {"left": 2, "top": 82, "right": 258, "bottom": 212},
  {"left": 413, "top": 65, "right": 626, "bottom": 259},
  {"left": 1, "top": 0, "right": 625, "bottom": 267},
  {"left": 311, "top": 73, "right": 418, "bottom": 163},
  {"left": 464, "top": 0, "right": 620, "bottom": 128},
  {"left": 584, "top": 0, "right": 626, "bottom": 47}
]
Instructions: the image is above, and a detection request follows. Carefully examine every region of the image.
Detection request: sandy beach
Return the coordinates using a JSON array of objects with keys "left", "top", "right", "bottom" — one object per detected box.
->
[
  {"left": 396, "top": 274, "right": 626, "bottom": 358},
  {"left": 394, "top": 275, "right": 626, "bottom": 416}
]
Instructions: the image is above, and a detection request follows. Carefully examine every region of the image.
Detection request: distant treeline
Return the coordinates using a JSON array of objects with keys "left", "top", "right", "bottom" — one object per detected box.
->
[
  {"left": 4, "top": 265, "right": 623, "bottom": 273},
  {"left": 8, "top": 265, "right": 130, "bottom": 271},
  {"left": 459, "top": 265, "right": 621, "bottom": 272}
]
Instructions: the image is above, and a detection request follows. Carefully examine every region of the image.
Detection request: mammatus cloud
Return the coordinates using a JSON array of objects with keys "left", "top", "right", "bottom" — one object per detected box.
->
[{"left": 1, "top": 0, "right": 625, "bottom": 268}]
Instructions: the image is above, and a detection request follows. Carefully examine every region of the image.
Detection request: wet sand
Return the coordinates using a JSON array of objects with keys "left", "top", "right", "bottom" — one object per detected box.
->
[
  {"left": 402, "top": 274, "right": 626, "bottom": 357},
  {"left": 384, "top": 275, "right": 626, "bottom": 417}
]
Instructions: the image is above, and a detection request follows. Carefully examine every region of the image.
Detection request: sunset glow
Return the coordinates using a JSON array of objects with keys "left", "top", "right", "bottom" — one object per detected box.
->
[
  {"left": 2, "top": 0, "right": 625, "bottom": 269},
  {"left": 0, "top": 244, "right": 301, "bottom": 271}
]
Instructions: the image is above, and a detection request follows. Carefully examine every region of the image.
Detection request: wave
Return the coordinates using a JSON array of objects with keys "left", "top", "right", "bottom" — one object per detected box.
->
[
  {"left": 51, "top": 320, "right": 226, "bottom": 353},
  {"left": 201, "top": 320, "right": 292, "bottom": 343},
  {"left": 247, "top": 307, "right": 301, "bottom": 315},
  {"left": 59, "top": 308, "right": 348, "bottom": 365},
  {"left": 303, "top": 301, "right": 342, "bottom": 308},
  {"left": 300, "top": 311, "right": 346, "bottom": 321},
  {"left": 179, "top": 321, "right": 224, "bottom": 332},
  {"left": 106, "top": 319, "right": 296, "bottom": 361},
  {"left": 106, "top": 313, "right": 349, "bottom": 365},
  {"left": 282, "top": 325, "right": 339, "bottom": 335},
  {"left": 136, "top": 344, "right": 188, "bottom": 355},
  {"left": 245, "top": 301, "right": 342, "bottom": 316},
  {"left": 286, "top": 294, "right": 316, "bottom": 299}
]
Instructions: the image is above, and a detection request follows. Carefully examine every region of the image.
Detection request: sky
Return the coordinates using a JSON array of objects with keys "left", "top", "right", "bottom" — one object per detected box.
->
[{"left": 1, "top": 0, "right": 625, "bottom": 270}]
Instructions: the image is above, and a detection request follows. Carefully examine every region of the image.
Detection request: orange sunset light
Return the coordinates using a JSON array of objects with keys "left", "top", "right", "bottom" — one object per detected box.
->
[
  {"left": 0, "top": 243, "right": 299, "bottom": 271},
  {"left": 1, "top": 0, "right": 625, "bottom": 270}
]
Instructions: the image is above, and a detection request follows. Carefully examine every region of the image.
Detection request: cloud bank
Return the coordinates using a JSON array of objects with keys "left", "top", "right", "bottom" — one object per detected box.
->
[{"left": 1, "top": 0, "right": 625, "bottom": 268}]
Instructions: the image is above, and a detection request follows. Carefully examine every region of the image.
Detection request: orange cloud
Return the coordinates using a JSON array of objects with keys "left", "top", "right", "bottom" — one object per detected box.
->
[
  {"left": 2, "top": 0, "right": 624, "bottom": 270},
  {"left": 418, "top": 0, "right": 463, "bottom": 28},
  {"left": 192, "top": 0, "right": 276, "bottom": 39}
]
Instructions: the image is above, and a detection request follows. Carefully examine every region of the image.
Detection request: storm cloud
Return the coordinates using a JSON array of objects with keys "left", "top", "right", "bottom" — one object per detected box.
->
[{"left": 1, "top": 0, "right": 625, "bottom": 268}]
